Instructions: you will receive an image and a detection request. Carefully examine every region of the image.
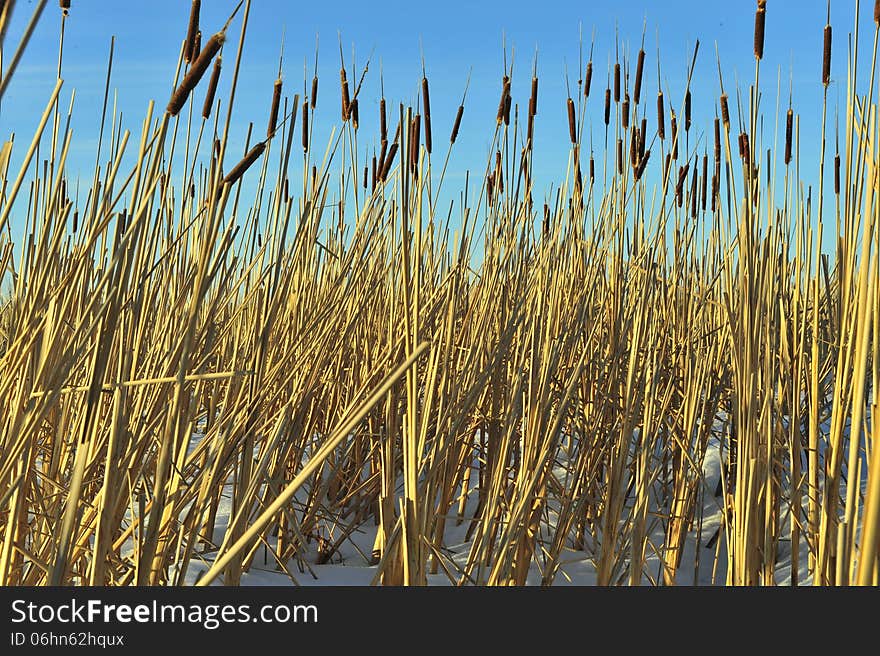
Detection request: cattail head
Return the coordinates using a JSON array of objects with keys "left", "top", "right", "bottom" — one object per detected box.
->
[
  {"left": 167, "top": 31, "right": 224, "bottom": 115},
  {"left": 876, "top": 0, "right": 880, "bottom": 24},
  {"left": 422, "top": 77, "right": 433, "bottom": 149},
  {"left": 267, "top": 78, "right": 282, "bottom": 138},
  {"left": 823, "top": 24, "right": 832, "bottom": 87},
  {"left": 714, "top": 118, "right": 721, "bottom": 162},
  {"left": 720, "top": 93, "right": 730, "bottom": 129},
  {"left": 754, "top": 1, "right": 766, "bottom": 61},
  {"left": 834, "top": 153, "right": 841, "bottom": 194},
  {"left": 503, "top": 94, "right": 512, "bottom": 126},
  {"left": 379, "top": 98, "right": 388, "bottom": 142},
  {"left": 567, "top": 97, "right": 577, "bottom": 143},
  {"left": 617, "top": 138, "right": 624, "bottom": 175},
  {"left": 224, "top": 141, "right": 266, "bottom": 185},
  {"left": 657, "top": 91, "right": 665, "bottom": 139},
  {"left": 193, "top": 30, "right": 202, "bottom": 60},
  {"left": 589, "top": 155, "right": 595, "bottom": 183},
  {"left": 622, "top": 93, "right": 630, "bottom": 130},
  {"left": 604, "top": 87, "right": 611, "bottom": 126},
  {"left": 451, "top": 105, "right": 464, "bottom": 144},
  {"left": 184, "top": 0, "right": 200, "bottom": 64},
  {"left": 350, "top": 98, "right": 359, "bottom": 130},
  {"left": 684, "top": 89, "right": 692, "bottom": 131},
  {"left": 302, "top": 101, "right": 309, "bottom": 151},
  {"left": 310, "top": 75, "right": 318, "bottom": 110},
  {"left": 340, "top": 68, "right": 351, "bottom": 121},
  {"left": 614, "top": 62, "right": 621, "bottom": 102},
  {"left": 701, "top": 154, "right": 708, "bottom": 211},
  {"left": 497, "top": 76, "right": 511, "bottom": 124},
  {"left": 60, "top": 0, "right": 72, "bottom": 9},
  {"left": 201, "top": 55, "right": 222, "bottom": 120},
  {"left": 634, "top": 49, "right": 645, "bottom": 105},
  {"left": 784, "top": 109, "right": 793, "bottom": 165},
  {"left": 584, "top": 61, "right": 593, "bottom": 98},
  {"left": 530, "top": 76, "right": 538, "bottom": 116},
  {"left": 634, "top": 149, "right": 650, "bottom": 181}
]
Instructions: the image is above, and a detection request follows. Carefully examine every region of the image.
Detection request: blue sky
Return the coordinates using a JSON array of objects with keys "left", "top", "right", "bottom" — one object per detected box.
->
[{"left": 1, "top": 1, "right": 878, "bottom": 251}]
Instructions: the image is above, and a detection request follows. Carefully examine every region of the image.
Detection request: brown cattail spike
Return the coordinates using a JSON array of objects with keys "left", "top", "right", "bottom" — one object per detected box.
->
[
  {"left": 714, "top": 118, "right": 721, "bottom": 162},
  {"left": 701, "top": 154, "right": 708, "bottom": 211},
  {"left": 224, "top": 142, "right": 266, "bottom": 185},
  {"left": 193, "top": 31, "right": 202, "bottom": 60},
  {"left": 614, "top": 63, "right": 621, "bottom": 102},
  {"left": 617, "top": 138, "right": 624, "bottom": 175},
  {"left": 497, "top": 76, "right": 511, "bottom": 124},
  {"left": 754, "top": 2, "right": 766, "bottom": 61},
  {"left": 184, "top": 0, "right": 200, "bottom": 64},
  {"left": 503, "top": 94, "right": 512, "bottom": 126},
  {"left": 340, "top": 68, "right": 351, "bottom": 121},
  {"left": 302, "top": 102, "right": 309, "bottom": 151},
  {"left": 635, "top": 149, "right": 651, "bottom": 181},
  {"left": 584, "top": 61, "right": 593, "bottom": 98},
  {"left": 876, "top": 0, "right": 880, "bottom": 24},
  {"left": 784, "top": 109, "right": 793, "bottom": 165},
  {"left": 622, "top": 94, "right": 630, "bottom": 130},
  {"left": 350, "top": 98, "right": 359, "bottom": 130},
  {"left": 634, "top": 50, "right": 645, "bottom": 105},
  {"left": 310, "top": 76, "right": 318, "bottom": 110},
  {"left": 834, "top": 153, "right": 841, "bottom": 194},
  {"left": 530, "top": 77, "right": 538, "bottom": 116},
  {"left": 823, "top": 24, "right": 832, "bottom": 87},
  {"left": 422, "top": 77, "right": 432, "bottom": 152},
  {"left": 720, "top": 93, "right": 730, "bottom": 129},
  {"left": 202, "top": 56, "right": 222, "bottom": 120},
  {"left": 604, "top": 87, "right": 611, "bottom": 126},
  {"left": 451, "top": 105, "right": 464, "bottom": 144},
  {"left": 684, "top": 90, "right": 692, "bottom": 131},
  {"left": 167, "top": 32, "right": 224, "bottom": 116},
  {"left": 567, "top": 98, "right": 577, "bottom": 144},
  {"left": 657, "top": 91, "right": 665, "bottom": 139},
  {"left": 268, "top": 78, "right": 282, "bottom": 138}
]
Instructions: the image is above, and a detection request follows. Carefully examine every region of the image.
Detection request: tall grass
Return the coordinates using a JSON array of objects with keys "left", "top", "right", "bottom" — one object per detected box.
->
[{"left": 0, "top": 0, "right": 876, "bottom": 586}]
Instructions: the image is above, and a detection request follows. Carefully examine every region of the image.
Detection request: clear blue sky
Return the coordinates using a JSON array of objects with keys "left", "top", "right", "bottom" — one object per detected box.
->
[{"left": 1, "top": 0, "right": 878, "bottom": 250}]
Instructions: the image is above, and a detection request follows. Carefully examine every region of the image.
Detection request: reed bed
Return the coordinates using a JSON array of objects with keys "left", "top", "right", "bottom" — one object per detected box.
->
[{"left": 0, "top": 0, "right": 877, "bottom": 587}]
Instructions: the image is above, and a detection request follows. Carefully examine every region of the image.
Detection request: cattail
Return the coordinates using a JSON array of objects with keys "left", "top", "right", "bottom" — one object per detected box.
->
[
  {"left": 714, "top": 118, "right": 721, "bottom": 162},
  {"left": 422, "top": 77, "right": 432, "bottom": 151},
  {"left": 834, "top": 153, "right": 841, "bottom": 194},
  {"left": 351, "top": 98, "right": 360, "bottom": 129},
  {"left": 823, "top": 24, "right": 832, "bottom": 87},
  {"left": 754, "top": 1, "right": 766, "bottom": 61},
  {"left": 738, "top": 133, "right": 745, "bottom": 158},
  {"left": 167, "top": 32, "right": 224, "bottom": 115},
  {"left": 381, "top": 142, "right": 398, "bottom": 180},
  {"left": 530, "top": 76, "right": 539, "bottom": 116},
  {"left": 614, "top": 62, "right": 621, "bottom": 102},
  {"left": 340, "top": 68, "right": 351, "bottom": 121},
  {"left": 876, "top": 0, "right": 880, "bottom": 24},
  {"left": 527, "top": 113, "right": 534, "bottom": 144},
  {"left": 740, "top": 132, "right": 750, "bottom": 164},
  {"left": 657, "top": 91, "right": 666, "bottom": 139},
  {"left": 72, "top": 210, "right": 78, "bottom": 233},
  {"left": 193, "top": 30, "right": 202, "bottom": 60},
  {"left": 690, "top": 167, "right": 698, "bottom": 217},
  {"left": 664, "top": 153, "right": 672, "bottom": 180},
  {"left": 451, "top": 105, "right": 464, "bottom": 144},
  {"left": 224, "top": 142, "right": 266, "bottom": 185},
  {"left": 634, "top": 49, "right": 645, "bottom": 105},
  {"left": 201, "top": 56, "right": 222, "bottom": 120},
  {"left": 640, "top": 118, "right": 647, "bottom": 158},
  {"left": 410, "top": 114, "right": 421, "bottom": 169},
  {"left": 676, "top": 163, "right": 689, "bottom": 199},
  {"left": 267, "top": 78, "right": 282, "bottom": 138},
  {"left": 622, "top": 94, "right": 630, "bottom": 130},
  {"left": 604, "top": 87, "right": 611, "bottom": 126},
  {"left": 363, "top": 164, "right": 368, "bottom": 189},
  {"left": 720, "top": 93, "right": 730, "bottom": 129},
  {"left": 377, "top": 139, "right": 387, "bottom": 175},
  {"left": 371, "top": 154, "right": 377, "bottom": 192},
  {"left": 503, "top": 94, "right": 512, "bottom": 126},
  {"left": 784, "top": 109, "right": 793, "bottom": 165},
  {"left": 684, "top": 89, "right": 692, "bottom": 131},
  {"left": 60, "top": 0, "right": 71, "bottom": 9},
  {"left": 701, "top": 154, "right": 708, "bottom": 211},
  {"left": 670, "top": 111, "right": 678, "bottom": 159},
  {"left": 310, "top": 75, "right": 318, "bottom": 110},
  {"left": 487, "top": 173, "right": 495, "bottom": 202},
  {"left": 589, "top": 155, "right": 595, "bottom": 183},
  {"left": 184, "top": 0, "right": 200, "bottom": 64},
  {"left": 584, "top": 61, "right": 593, "bottom": 98},
  {"left": 376, "top": 99, "right": 386, "bottom": 143},
  {"left": 302, "top": 102, "right": 309, "bottom": 150},
  {"left": 630, "top": 128, "right": 639, "bottom": 167},
  {"left": 567, "top": 98, "right": 577, "bottom": 143},
  {"left": 634, "top": 149, "right": 651, "bottom": 181},
  {"left": 497, "top": 76, "right": 511, "bottom": 124},
  {"left": 617, "top": 138, "right": 624, "bottom": 175},
  {"left": 712, "top": 173, "right": 718, "bottom": 211}
]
